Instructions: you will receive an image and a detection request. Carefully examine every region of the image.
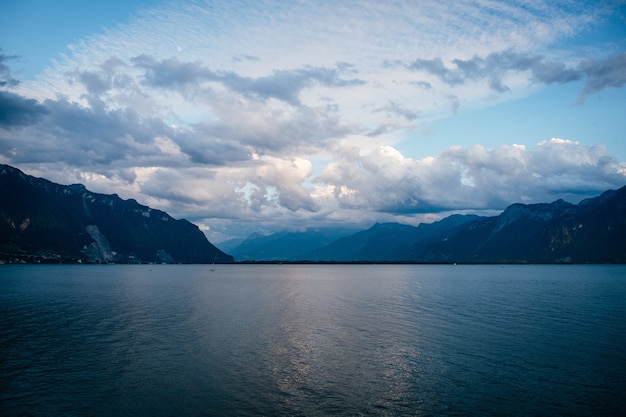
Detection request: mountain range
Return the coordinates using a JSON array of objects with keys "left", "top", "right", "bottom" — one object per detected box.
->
[
  {"left": 223, "top": 186, "right": 626, "bottom": 263},
  {"left": 0, "top": 164, "right": 233, "bottom": 263},
  {"left": 2, "top": 164, "right": 625, "bottom": 264},
  {"left": 223, "top": 227, "right": 360, "bottom": 261}
]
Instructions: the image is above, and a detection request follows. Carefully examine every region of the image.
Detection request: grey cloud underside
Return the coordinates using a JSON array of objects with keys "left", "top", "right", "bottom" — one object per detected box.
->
[
  {"left": 1, "top": 96, "right": 169, "bottom": 165},
  {"left": 578, "top": 52, "right": 626, "bottom": 103},
  {"left": 60, "top": 55, "right": 356, "bottom": 160},
  {"left": 0, "top": 91, "right": 50, "bottom": 128},
  {"left": 190, "top": 104, "right": 350, "bottom": 154},
  {"left": 3, "top": 61, "right": 332, "bottom": 167},
  {"left": 0, "top": 51, "right": 48, "bottom": 129},
  {"left": 406, "top": 50, "right": 626, "bottom": 99},
  {"left": 131, "top": 55, "right": 365, "bottom": 105},
  {"left": 0, "top": 96, "right": 251, "bottom": 167}
]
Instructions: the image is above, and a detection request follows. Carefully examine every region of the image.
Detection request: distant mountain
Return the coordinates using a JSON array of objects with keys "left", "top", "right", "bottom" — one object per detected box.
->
[
  {"left": 421, "top": 187, "right": 626, "bottom": 263},
  {"left": 224, "top": 185, "right": 626, "bottom": 263},
  {"left": 308, "top": 215, "right": 481, "bottom": 262},
  {"left": 309, "top": 187, "right": 626, "bottom": 263},
  {"left": 229, "top": 228, "right": 358, "bottom": 261},
  {"left": 0, "top": 164, "right": 233, "bottom": 263},
  {"left": 214, "top": 237, "right": 246, "bottom": 254},
  {"left": 4, "top": 163, "right": 624, "bottom": 264}
]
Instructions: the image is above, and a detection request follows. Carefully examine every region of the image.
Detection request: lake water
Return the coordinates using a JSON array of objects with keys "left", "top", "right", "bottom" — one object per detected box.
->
[{"left": 1, "top": 264, "right": 625, "bottom": 416}]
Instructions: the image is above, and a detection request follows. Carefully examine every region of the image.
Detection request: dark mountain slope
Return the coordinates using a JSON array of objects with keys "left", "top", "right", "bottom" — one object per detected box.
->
[
  {"left": 539, "top": 187, "right": 626, "bottom": 262},
  {"left": 422, "top": 186, "right": 626, "bottom": 263},
  {"left": 308, "top": 215, "right": 481, "bottom": 262},
  {"left": 0, "top": 164, "right": 233, "bottom": 263},
  {"left": 229, "top": 228, "right": 357, "bottom": 261},
  {"left": 305, "top": 187, "right": 625, "bottom": 263},
  {"left": 308, "top": 222, "right": 419, "bottom": 262}
]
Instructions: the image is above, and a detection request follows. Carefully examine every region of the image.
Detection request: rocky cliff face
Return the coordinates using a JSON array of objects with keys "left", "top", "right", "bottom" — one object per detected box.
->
[{"left": 0, "top": 164, "right": 233, "bottom": 263}]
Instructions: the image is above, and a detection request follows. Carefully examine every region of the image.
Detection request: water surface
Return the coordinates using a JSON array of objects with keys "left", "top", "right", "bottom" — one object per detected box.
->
[{"left": 1, "top": 264, "right": 625, "bottom": 416}]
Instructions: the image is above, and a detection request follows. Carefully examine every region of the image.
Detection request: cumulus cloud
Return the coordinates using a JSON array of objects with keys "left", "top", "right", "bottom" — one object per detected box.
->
[
  {"left": 134, "top": 154, "right": 319, "bottom": 223},
  {"left": 316, "top": 139, "right": 626, "bottom": 214},
  {"left": 192, "top": 97, "right": 351, "bottom": 154},
  {"left": 252, "top": 155, "right": 319, "bottom": 212}
]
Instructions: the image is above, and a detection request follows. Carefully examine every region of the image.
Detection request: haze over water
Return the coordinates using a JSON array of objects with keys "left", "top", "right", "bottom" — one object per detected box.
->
[{"left": 1, "top": 264, "right": 625, "bottom": 416}]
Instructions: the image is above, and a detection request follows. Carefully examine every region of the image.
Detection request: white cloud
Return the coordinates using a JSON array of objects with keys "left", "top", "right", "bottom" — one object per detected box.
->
[{"left": 316, "top": 139, "right": 626, "bottom": 213}]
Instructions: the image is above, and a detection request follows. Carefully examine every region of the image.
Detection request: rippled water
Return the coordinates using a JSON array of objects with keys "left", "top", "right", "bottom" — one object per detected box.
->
[{"left": 1, "top": 264, "right": 625, "bottom": 416}]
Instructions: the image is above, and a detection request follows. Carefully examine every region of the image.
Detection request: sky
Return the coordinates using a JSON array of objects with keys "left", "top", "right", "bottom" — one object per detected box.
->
[{"left": 1, "top": 0, "right": 625, "bottom": 243}]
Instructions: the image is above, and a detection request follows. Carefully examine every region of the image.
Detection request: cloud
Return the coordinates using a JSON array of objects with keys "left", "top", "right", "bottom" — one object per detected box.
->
[
  {"left": 0, "top": 53, "right": 50, "bottom": 128},
  {"left": 377, "top": 101, "right": 420, "bottom": 122},
  {"left": 192, "top": 97, "right": 352, "bottom": 155},
  {"left": 408, "top": 50, "right": 583, "bottom": 92},
  {"left": 406, "top": 50, "right": 626, "bottom": 102},
  {"left": 578, "top": 52, "right": 626, "bottom": 103},
  {"left": 0, "top": 53, "right": 353, "bottom": 187},
  {"left": 2, "top": 1, "right": 624, "bottom": 241},
  {"left": 232, "top": 55, "right": 260, "bottom": 62},
  {"left": 216, "top": 66, "right": 365, "bottom": 105},
  {"left": 134, "top": 154, "right": 319, "bottom": 223},
  {"left": 131, "top": 55, "right": 211, "bottom": 89},
  {"left": 132, "top": 55, "right": 364, "bottom": 105},
  {"left": 0, "top": 91, "right": 50, "bottom": 128},
  {"left": 316, "top": 139, "right": 626, "bottom": 214},
  {"left": 0, "top": 52, "right": 20, "bottom": 88},
  {"left": 71, "top": 57, "right": 129, "bottom": 96},
  {"left": 0, "top": 94, "right": 170, "bottom": 165},
  {"left": 252, "top": 155, "right": 320, "bottom": 212}
]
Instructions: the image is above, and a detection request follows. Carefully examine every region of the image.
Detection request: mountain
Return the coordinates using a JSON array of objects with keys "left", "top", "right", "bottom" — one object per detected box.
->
[
  {"left": 225, "top": 185, "right": 626, "bottom": 263},
  {"left": 3, "top": 163, "right": 623, "bottom": 264},
  {"left": 308, "top": 187, "right": 626, "bottom": 263},
  {"left": 308, "top": 215, "right": 481, "bottom": 262},
  {"left": 228, "top": 228, "right": 358, "bottom": 261},
  {"left": 214, "top": 237, "right": 246, "bottom": 254},
  {"left": 0, "top": 164, "right": 233, "bottom": 263},
  {"left": 421, "top": 187, "right": 626, "bottom": 263}
]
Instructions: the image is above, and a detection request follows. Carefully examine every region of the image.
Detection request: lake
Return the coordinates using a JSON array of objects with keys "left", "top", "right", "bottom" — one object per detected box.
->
[{"left": 1, "top": 264, "right": 625, "bottom": 416}]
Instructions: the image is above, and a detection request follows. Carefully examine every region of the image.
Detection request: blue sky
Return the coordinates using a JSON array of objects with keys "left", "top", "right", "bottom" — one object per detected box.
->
[{"left": 1, "top": 0, "right": 625, "bottom": 242}]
